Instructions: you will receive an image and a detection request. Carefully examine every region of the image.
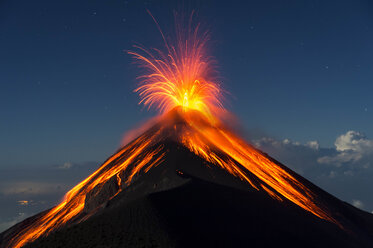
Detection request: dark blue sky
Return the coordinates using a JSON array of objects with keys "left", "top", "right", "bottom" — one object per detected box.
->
[
  {"left": 1, "top": 0, "right": 372, "bottom": 168},
  {"left": 1, "top": 1, "right": 373, "bottom": 230}
]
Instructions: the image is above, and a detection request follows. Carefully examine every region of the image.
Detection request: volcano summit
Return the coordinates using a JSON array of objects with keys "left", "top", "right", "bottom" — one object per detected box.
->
[{"left": 1, "top": 13, "right": 373, "bottom": 248}]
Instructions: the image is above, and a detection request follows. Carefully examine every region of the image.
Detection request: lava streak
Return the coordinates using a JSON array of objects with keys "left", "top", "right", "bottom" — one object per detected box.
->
[
  {"left": 8, "top": 137, "right": 166, "bottom": 248},
  {"left": 179, "top": 111, "right": 337, "bottom": 224}
]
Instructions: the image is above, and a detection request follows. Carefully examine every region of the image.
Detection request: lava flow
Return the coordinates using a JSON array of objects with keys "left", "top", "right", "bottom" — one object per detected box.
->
[{"left": 6, "top": 13, "right": 341, "bottom": 248}]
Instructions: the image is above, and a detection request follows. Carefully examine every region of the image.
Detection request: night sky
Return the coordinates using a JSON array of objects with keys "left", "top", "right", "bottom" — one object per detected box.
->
[{"left": 1, "top": 0, "right": 373, "bottom": 231}]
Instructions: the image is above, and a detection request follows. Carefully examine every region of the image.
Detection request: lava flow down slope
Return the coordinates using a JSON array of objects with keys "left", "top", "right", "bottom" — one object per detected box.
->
[{"left": 1, "top": 12, "right": 373, "bottom": 248}]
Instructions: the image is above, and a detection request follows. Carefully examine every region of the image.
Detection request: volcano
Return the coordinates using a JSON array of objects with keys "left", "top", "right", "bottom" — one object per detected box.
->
[
  {"left": 1, "top": 107, "right": 373, "bottom": 248},
  {"left": 2, "top": 13, "right": 373, "bottom": 248}
]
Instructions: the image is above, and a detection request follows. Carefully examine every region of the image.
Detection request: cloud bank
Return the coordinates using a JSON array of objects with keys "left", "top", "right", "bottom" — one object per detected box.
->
[{"left": 253, "top": 130, "right": 373, "bottom": 213}]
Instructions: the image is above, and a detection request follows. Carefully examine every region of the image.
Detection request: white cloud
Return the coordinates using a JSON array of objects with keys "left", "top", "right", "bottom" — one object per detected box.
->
[
  {"left": 317, "top": 152, "right": 362, "bottom": 166},
  {"left": 352, "top": 199, "right": 365, "bottom": 210},
  {"left": 335, "top": 131, "right": 373, "bottom": 152},
  {"left": 254, "top": 137, "right": 279, "bottom": 147},
  {"left": 255, "top": 137, "right": 316, "bottom": 149},
  {"left": 306, "top": 141, "right": 319, "bottom": 150},
  {"left": 317, "top": 131, "right": 373, "bottom": 166}
]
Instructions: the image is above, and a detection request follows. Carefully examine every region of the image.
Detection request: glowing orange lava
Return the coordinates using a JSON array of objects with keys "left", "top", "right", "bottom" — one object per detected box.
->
[
  {"left": 127, "top": 13, "right": 340, "bottom": 226},
  {"left": 7, "top": 137, "right": 166, "bottom": 248},
  {"left": 7, "top": 13, "right": 341, "bottom": 248},
  {"left": 129, "top": 12, "right": 223, "bottom": 122}
]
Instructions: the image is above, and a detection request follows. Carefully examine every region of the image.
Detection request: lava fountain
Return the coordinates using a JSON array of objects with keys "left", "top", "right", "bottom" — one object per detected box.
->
[
  {"left": 6, "top": 12, "right": 341, "bottom": 248},
  {"left": 129, "top": 12, "right": 224, "bottom": 123}
]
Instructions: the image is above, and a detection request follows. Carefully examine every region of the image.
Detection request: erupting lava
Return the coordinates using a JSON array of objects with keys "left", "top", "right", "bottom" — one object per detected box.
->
[
  {"left": 6, "top": 13, "right": 342, "bottom": 248},
  {"left": 129, "top": 12, "right": 223, "bottom": 121}
]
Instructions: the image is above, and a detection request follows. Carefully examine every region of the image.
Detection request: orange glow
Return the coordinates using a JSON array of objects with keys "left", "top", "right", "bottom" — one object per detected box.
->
[
  {"left": 8, "top": 137, "right": 166, "bottom": 248},
  {"left": 8, "top": 13, "right": 342, "bottom": 248},
  {"left": 127, "top": 13, "right": 340, "bottom": 227},
  {"left": 128, "top": 12, "right": 223, "bottom": 122},
  {"left": 179, "top": 114, "right": 337, "bottom": 224}
]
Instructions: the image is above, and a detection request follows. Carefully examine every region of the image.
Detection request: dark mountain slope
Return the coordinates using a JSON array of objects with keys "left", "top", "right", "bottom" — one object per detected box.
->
[
  {"left": 16, "top": 143, "right": 373, "bottom": 248},
  {"left": 24, "top": 174, "right": 371, "bottom": 248}
]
